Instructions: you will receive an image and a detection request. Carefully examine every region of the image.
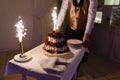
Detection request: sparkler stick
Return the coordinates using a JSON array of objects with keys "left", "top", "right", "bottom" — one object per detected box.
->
[
  {"left": 15, "top": 16, "right": 27, "bottom": 56},
  {"left": 20, "top": 42, "right": 24, "bottom": 55}
]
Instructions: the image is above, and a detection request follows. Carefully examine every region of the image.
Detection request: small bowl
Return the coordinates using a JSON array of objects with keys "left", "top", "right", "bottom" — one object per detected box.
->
[{"left": 67, "top": 39, "right": 82, "bottom": 49}]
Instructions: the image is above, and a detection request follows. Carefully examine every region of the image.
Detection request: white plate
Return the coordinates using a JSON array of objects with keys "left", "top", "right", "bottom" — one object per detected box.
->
[
  {"left": 67, "top": 39, "right": 82, "bottom": 45},
  {"left": 67, "top": 39, "right": 82, "bottom": 49}
]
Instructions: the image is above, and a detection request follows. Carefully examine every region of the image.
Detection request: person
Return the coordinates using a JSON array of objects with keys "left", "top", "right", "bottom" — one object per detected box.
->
[
  {"left": 55, "top": 0, "right": 97, "bottom": 62},
  {"left": 55, "top": 0, "right": 97, "bottom": 79}
]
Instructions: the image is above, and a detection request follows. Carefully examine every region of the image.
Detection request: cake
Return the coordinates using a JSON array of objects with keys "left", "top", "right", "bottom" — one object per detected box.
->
[{"left": 43, "top": 31, "right": 69, "bottom": 54}]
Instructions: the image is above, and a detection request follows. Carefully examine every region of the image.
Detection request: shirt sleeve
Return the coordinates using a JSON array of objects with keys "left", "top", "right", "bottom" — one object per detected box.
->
[
  {"left": 84, "top": 0, "right": 98, "bottom": 35},
  {"left": 56, "top": 0, "right": 69, "bottom": 29}
]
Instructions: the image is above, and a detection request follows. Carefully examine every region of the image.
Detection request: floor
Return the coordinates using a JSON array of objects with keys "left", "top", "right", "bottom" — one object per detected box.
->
[{"left": 0, "top": 51, "right": 120, "bottom": 80}]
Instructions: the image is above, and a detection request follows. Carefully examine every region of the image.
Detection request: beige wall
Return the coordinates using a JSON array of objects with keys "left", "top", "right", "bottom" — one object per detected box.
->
[
  {"left": 0, "top": 0, "right": 56, "bottom": 51},
  {"left": 0, "top": 0, "right": 33, "bottom": 51},
  {"left": 32, "top": 0, "right": 56, "bottom": 48}
]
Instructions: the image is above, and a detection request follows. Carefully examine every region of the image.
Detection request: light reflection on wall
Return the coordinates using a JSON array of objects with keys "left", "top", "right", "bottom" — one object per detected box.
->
[
  {"left": 94, "top": 11, "right": 103, "bottom": 24},
  {"left": 110, "top": 6, "right": 120, "bottom": 26},
  {"left": 104, "top": 0, "right": 120, "bottom": 5},
  {"left": 94, "top": 0, "right": 120, "bottom": 24}
]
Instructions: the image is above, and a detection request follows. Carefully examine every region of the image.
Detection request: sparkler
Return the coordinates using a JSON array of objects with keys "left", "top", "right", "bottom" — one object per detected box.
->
[
  {"left": 51, "top": 7, "right": 57, "bottom": 31},
  {"left": 15, "top": 16, "right": 27, "bottom": 57}
]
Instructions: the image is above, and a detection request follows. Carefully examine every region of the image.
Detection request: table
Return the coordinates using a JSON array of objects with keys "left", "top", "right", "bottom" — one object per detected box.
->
[{"left": 4, "top": 44, "right": 85, "bottom": 80}]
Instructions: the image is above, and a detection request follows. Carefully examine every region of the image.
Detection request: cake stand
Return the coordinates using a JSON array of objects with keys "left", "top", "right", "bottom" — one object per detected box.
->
[{"left": 42, "top": 48, "right": 73, "bottom": 59}]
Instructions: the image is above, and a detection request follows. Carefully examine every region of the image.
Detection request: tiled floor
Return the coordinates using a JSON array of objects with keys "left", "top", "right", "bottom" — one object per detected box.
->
[{"left": 0, "top": 51, "right": 120, "bottom": 80}]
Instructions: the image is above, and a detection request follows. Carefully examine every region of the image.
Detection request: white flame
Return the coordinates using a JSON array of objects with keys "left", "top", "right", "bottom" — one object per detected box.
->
[
  {"left": 51, "top": 7, "right": 57, "bottom": 31},
  {"left": 15, "top": 16, "right": 27, "bottom": 43}
]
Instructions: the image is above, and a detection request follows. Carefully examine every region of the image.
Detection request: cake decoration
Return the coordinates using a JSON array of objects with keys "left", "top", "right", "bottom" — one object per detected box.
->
[{"left": 43, "top": 31, "right": 69, "bottom": 54}]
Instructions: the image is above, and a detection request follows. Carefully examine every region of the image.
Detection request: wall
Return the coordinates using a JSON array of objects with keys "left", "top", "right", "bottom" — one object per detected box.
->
[
  {"left": 0, "top": 0, "right": 33, "bottom": 51},
  {"left": 0, "top": 0, "right": 57, "bottom": 51},
  {"left": 32, "top": 0, "right": 57, "bottom": 48},
  {"left": 90, "top": 5, "right": 120, "bottom": 63},
  {"left": 91, "top": 24, "right": 120, "bottom": 63}
]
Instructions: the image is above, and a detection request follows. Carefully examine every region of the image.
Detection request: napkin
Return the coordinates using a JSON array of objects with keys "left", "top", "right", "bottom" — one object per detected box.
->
[
  {"left": 39, "top": 57, "right": 57, "bottom": 69},
  {"left": 39, "top": 57, "right": 67, "bottom": 73}
]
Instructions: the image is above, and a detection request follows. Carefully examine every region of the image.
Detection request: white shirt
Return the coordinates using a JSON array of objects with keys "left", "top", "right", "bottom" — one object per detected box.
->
[{"left": 56, "top": 0, "right": 97, "bottom": 35}]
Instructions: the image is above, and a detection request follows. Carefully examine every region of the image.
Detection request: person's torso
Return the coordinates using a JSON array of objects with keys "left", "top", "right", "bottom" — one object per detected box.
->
[{"left": 67, "top": 0, "right": 89, "bottom": 30}]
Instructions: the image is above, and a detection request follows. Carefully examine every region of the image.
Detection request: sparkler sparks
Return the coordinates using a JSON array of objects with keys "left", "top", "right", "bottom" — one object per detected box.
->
[
  {"left": 51, "top": 7, "right": 57, "bottom": 31},
  {"left": 15, "top": 16, "right": 27, "bottom": 43}
]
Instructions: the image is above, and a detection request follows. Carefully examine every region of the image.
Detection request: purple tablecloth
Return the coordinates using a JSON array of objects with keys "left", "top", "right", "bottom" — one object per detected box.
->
[{"left": 4, "top": 44, "right": 85, "bottom": 80}]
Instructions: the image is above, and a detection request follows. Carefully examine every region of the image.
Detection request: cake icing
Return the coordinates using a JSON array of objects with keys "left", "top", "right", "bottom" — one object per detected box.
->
[{"left": 43, "top": 31, "right": 69, "bottom": 54}]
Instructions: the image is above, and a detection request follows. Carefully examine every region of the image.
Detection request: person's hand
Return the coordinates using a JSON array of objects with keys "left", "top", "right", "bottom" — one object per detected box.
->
[
  {"left": 54, "top": 25, "right": 61, "bottom": 33},
  {"left": 54, "top": 28, "right": 60, "bottom": 33},
  {"left": 82, "top": 33, "right": 90, "bottom": 48}
]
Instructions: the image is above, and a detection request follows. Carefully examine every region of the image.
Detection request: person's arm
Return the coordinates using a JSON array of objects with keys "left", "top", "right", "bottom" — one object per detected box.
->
[
  {"left": 84, "top": 0, "right": 97, "bottom": 35},
  {"left": 56, "top": 0, "right": 69, "bottom": 30},
  {"left": 83, "top": 0, "right": 97, "bottom": 47}
]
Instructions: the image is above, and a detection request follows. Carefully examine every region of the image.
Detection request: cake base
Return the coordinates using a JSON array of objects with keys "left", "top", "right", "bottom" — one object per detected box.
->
[
  {"left": 42, "top": 45, "right": 73, "bottom": 59},
  {"left": 14, "top": 54, "right": 32, "bottom": 63}
]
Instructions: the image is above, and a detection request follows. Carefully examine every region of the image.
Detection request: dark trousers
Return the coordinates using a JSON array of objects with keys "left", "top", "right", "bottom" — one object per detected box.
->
[
  {"left": 64, "top": 26, "right": 88, "bottom": 79},
  {"left": 64, "top": 26, "right": 88, "bottom": 63},
  {"left": 64, "top": 26, "right": 84, "bottom": 40}
]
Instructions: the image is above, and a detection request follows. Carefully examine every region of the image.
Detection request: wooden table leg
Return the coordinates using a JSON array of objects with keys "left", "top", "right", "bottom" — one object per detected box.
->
[{"left": 22, "top": 74, "right": 26, "bottom": 80}]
